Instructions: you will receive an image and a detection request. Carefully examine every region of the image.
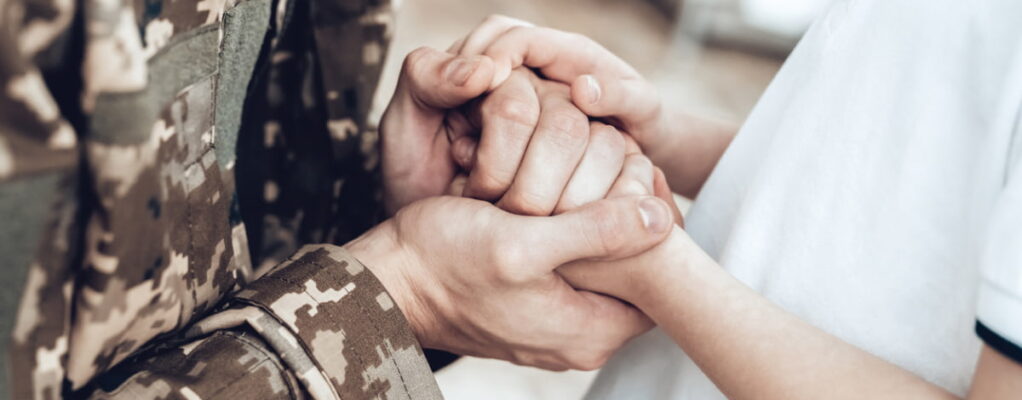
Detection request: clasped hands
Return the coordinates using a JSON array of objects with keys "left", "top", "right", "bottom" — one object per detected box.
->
[{"left": 345, "top": 16, "right": 691, "bottom": 371}]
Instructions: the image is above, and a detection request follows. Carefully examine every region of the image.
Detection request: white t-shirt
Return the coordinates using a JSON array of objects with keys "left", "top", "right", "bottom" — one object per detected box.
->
[{"left": 586, "top": 0, "right": 1022, "bottom": 398}]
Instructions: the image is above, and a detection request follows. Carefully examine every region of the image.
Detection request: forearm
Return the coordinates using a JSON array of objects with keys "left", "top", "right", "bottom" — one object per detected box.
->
[
  {"left": 632, "top": 232, "right": 957, "bottom": 400},
  {"left": 644, "top": 111, "right": 737, "bottom": 198},
  {"left": 969, "top": 346, "right": 1022, "bottom": 399}
]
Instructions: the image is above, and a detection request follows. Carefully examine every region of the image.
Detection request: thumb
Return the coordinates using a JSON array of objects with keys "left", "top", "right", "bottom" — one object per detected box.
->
[
  {"left": 397, "top": 46, "right": 496, "bottom": 110},
  {"left": 510, "top": 195, "right": 673, "bottom": 269},
  {"left": 570, "top": 74, "right": 662, "bottom": 140}
]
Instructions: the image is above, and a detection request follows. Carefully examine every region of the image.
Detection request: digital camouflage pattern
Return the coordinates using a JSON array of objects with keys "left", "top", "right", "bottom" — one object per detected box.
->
[{"left": 0, "top": 0, "right": 442, "bottom": 398}]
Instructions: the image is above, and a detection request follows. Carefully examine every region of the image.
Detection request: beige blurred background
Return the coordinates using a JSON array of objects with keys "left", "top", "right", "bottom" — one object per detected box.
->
[
  {"left": 370, "top": 0, "right": 825, "bottom": 398},
  {"left": 372, "top": 0, "right": 792, "bottom": 125}
]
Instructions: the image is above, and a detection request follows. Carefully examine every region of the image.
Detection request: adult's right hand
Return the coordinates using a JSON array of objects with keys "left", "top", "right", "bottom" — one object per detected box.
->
[{"left": 344, "top": 193, "right": 674, "bottom": 370}]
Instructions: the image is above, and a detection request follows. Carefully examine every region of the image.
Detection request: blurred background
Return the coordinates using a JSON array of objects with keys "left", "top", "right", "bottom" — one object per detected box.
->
[{"left": 371, "top": 0, "right": 830, "bottom": 398}]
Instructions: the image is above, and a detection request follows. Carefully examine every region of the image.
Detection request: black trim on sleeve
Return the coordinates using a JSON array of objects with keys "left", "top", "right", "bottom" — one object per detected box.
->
[{"left": 976, "top": 321, "right": 1022, "bottom": 366}]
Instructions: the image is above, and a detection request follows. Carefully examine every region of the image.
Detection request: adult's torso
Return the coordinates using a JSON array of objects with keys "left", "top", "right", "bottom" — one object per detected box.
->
[{"left": 2, "top": 0, "right": 390, "bottom": 393}]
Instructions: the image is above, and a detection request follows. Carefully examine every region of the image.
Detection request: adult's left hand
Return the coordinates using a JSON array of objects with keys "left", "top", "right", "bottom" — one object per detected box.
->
[
  {"left": 381, "top": 49, "right": 630, "bottom": 217},
  {"left": 379, "top": 47, "right": 495, "bottom": 215}
]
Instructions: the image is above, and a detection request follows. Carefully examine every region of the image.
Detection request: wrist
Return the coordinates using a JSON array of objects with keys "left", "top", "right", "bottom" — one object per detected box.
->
[
  {"left": 641, "top": 107, "right": 684, "bottom": 165},
  {"left": 344, "top": 221, "right": 440, "bottom": 346},
  {"left": 628, "top": 228, "right": 708, "bottom": 313}
]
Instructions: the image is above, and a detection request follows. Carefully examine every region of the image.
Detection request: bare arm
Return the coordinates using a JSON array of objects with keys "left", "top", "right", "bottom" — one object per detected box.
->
[
  {"left": 560, "top": 229, "right": 1020, "bottom": 400},
  {"left": 645, "top": 111, "right": 737, "bottom": 198},
  {"left": 970, "top": 346, "right": 1022, "bottom": 399}
]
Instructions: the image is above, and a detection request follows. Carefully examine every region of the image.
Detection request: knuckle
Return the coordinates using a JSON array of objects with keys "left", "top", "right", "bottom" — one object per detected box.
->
[
  {"left": 484, "top": 14, "right": 513, "bottom": 25},
  {"left": 484, "top": 95, "right": 540, "bottom": 127},
  {"left": 390, "top": 207, "right": 416, "bottom": 236},
  {"left": 554, "top": 197, "right": 581, "bottom": 215},
  {"left": 617, "top": 180, "right": 649, "bottom": 197},
  {"left": 622, "top": 153, "right": 654, "bottom": 177},
  {"left": 469, "top": 168, "right": 512, "bottom": 199},
  {"left": 503, "top": 189, "right": 553, "bottom": 216},
  {"left": 631, "top": 153, "right": 654, "bottom": 170},
  {"left": 590, "top": 124, "right": 627, "bottom": 154},
  {"left": 547, "top": 108, "right": 587, "bottom": 135},
  {"left": 402, "top": 46, "right": 434, "bottom": 73},
  {"left": 506, "top": 24, "right": 530, "bottom": 38},
  {"left": 543, "top": 109, "right": 589, "bottom": 150},
  {"left": 591, "top": 122, "right": 621, "bottom": 140},
  {"left": 622, "top": 134, "right": 642, "bottom": 155},
  {"left": 584, "top": 201, "right": 626, "bottom": 256}
]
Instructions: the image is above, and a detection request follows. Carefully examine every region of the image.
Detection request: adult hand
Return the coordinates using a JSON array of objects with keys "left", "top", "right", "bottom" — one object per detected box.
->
[
  {"left": 554, "top": 157, "right": 687, "bottom": 308},
  {"left": 381, "top": 50, "right": 628, "bottom": 217},
  {"left": 557, "top": 201, "right": 689, "bottom": 307},
  {"left": 519, "top": 129, "right": 682, "bottom": 304},
  {"left": 451, "top": 69, "right": 632, "bottom": 215},
  {"left": 449, "top": 117, "right": 684, "bottom": 313},
  {"left": 379, "top": 46, "right": 495, "bottom": 215},
  {"left": 452, "top": 16, "right": 735, "bottom": 198},
  {"left": 451, "top": 15, "right": 666, "bottom": 150},
  {"left": 344, "top": 194, "right": 674, "bottom": 370}
]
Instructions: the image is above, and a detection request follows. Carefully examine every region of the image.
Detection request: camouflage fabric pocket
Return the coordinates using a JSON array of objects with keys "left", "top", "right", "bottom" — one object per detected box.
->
[{"left": 69, "top": 6, "right": 267, "bottom": 384}]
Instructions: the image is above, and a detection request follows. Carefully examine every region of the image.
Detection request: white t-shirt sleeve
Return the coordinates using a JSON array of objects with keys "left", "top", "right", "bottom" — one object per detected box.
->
[{"left": 976, "top": 127, "right": 1022, "bottom": 365}]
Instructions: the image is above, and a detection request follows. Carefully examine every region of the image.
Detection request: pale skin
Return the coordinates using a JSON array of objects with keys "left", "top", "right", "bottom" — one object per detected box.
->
[
  {"left": 357, "top": 34, "right": 684, "bottom": 371},
  {"left": 450, "top": 15, "right": 1022, "bottom": 399},
  {"left": 452, "top": 16, "right": 736, "bottom": 198},
  {"left": 560, "top": 226, "right": 1022, "bottom": 400}
]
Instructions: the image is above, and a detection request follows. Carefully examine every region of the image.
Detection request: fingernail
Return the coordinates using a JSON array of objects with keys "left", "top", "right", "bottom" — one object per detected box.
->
[
  {"left": 445, "top": 58, "right": 478, "bottom": 86},
  {"left": 583, "top": 75, "right": 601, "bottom": 105},
  {"left": 638, "top": 197, "right": 670, "bottom": 234}
]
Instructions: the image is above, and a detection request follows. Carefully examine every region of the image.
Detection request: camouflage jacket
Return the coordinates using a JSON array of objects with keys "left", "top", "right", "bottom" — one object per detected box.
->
[{"left": 0, "top": 0, "right": 442, "bottom": 398}]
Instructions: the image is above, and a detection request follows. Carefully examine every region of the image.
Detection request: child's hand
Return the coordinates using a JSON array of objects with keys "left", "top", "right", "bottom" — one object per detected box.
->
[{"left": 553, "top": 149, "right": 688, "bottom": 307}]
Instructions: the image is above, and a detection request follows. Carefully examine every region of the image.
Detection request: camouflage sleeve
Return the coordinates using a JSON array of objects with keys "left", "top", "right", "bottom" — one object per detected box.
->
[{"left": 84, "top": 245, "right": 443, "bottom": 400}]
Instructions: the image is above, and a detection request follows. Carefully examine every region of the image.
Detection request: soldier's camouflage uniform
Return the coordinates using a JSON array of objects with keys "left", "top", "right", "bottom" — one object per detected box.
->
[{"left": 0, "top": 0, "right": 443, "bottom": 398}]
